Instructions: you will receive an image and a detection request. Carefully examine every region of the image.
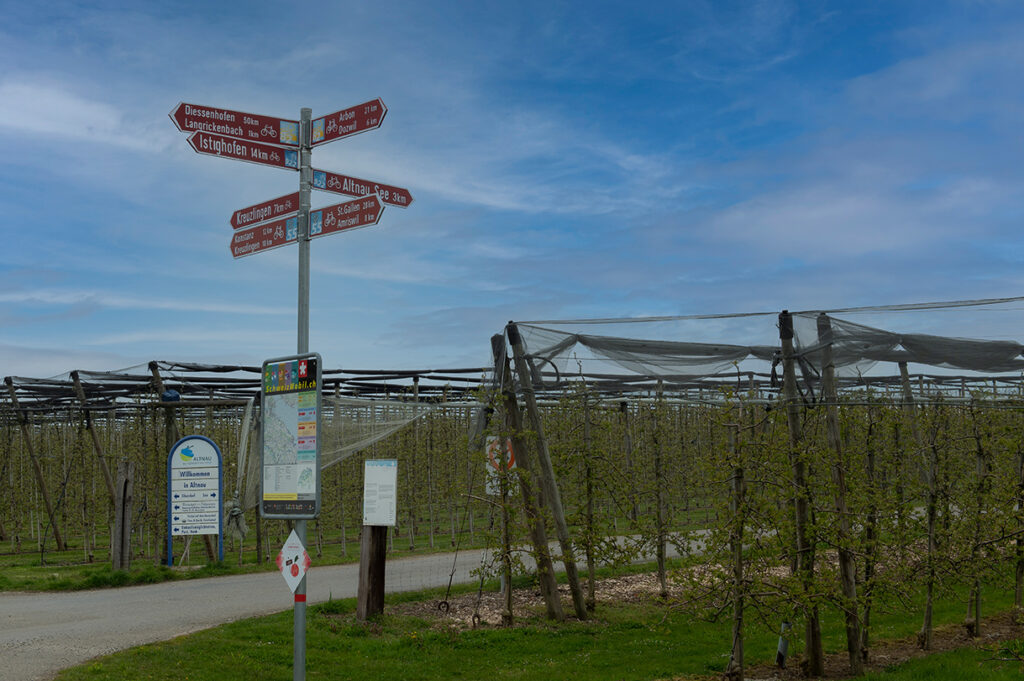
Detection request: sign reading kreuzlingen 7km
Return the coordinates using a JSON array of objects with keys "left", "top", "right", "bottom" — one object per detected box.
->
[{"left": 261, "top": 353, "right": 322, "bottom": 519}]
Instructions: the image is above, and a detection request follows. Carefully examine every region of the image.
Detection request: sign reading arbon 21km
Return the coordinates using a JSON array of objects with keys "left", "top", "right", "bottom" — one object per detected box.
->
[
  {"left": 311, "top": 98, "right": 386, "bottom": 146},
  {"left": 170, "top": 103, "right": 299, "bottom": 146}
]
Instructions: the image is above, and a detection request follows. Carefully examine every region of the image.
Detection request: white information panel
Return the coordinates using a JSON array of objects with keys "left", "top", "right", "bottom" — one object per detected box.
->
[
  {"left": 166, "top": 435, "right": 224, "bottom": 564},
  {"left": 362, "top": 459, "right": 397, "bottom": 526}
]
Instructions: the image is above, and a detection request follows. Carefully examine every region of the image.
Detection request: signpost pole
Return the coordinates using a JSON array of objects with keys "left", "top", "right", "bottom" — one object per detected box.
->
[{"left": 294, "top": 107, "right": 312, "bottom": 681}]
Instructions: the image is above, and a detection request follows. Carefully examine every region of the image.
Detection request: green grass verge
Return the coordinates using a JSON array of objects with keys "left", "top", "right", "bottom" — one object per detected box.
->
[{"left": 51, "top": 563, "right": 1022, "bottom": 681}]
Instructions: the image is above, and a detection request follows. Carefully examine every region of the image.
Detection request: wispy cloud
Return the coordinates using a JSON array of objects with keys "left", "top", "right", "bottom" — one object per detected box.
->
[{"left": 0, "top": 289, "right": 291, "bottom": 315}]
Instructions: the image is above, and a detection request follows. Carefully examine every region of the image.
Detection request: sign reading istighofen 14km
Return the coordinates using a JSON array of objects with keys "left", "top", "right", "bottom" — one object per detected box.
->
[{"left": 261, "top": 353, "right": 322, "bottom": 519}]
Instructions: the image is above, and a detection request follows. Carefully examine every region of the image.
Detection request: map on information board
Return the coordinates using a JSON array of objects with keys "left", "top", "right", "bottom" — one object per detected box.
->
[{"left": 261, "top": 353, "right": 321, "bottom": 519}]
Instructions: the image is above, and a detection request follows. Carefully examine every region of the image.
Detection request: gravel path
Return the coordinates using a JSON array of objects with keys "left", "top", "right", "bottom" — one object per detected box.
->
[{"left": 0, "top": 548, "right": 491, "bottom": 681}]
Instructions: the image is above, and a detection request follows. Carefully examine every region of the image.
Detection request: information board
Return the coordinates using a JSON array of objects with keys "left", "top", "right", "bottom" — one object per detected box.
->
[
  {"left": 261, "top": 353, "right": 322, "bottom": 519},
  {"left": 166, "top": 435, "right": 224, "bottom": 565},
  {"left": 362, "top": 459, "right": 397, "bottom": 526}
]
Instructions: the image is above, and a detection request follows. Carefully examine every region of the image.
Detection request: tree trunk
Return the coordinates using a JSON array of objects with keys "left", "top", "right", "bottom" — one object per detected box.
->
[
  {"left": 817, "top": 314, "right": 863, "bottom": 674},
  {"left": 778, "top": 311, "right": 823, "bottom": 676}
]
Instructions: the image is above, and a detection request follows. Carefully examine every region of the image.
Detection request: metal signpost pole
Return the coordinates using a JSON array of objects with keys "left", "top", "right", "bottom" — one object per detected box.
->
[{"left": 294, "top": 106, "right": 312, "bottom": 681}]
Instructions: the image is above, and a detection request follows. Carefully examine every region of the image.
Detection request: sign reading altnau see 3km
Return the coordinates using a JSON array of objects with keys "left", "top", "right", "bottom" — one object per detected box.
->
[{"left": 260, "top": 353, "right": 322, "bottom": 519}]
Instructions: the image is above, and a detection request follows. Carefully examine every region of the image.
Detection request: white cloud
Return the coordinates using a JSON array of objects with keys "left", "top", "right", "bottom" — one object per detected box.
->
[
  {"left": 0, "top": 79, "right": 169, "bottom": 152},
  {"left": 0, "top": 289, "right": 291, "bottom": 315}
]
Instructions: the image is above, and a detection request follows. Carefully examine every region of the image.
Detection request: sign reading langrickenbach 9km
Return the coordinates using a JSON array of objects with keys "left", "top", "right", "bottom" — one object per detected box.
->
[{"left": 261, "top": 353, "right": 322, "bottom": 519}]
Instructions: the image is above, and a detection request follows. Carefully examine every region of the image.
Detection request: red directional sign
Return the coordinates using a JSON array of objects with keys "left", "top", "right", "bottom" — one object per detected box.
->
[
  {"left": 230, "top": 215, "right": 298, "bottom": 259},
  {"left": 310, "top": 195, "right": 384, "bottom": 239},
  {"left": 311, "top": 98, "right": 387, "bottom": 146},
  {"left": 312, "top": 168, "right": 412, "bottom": 208},
  {"left": 231, "top": 192, "right": 300, "bottom": 230},
  {"left": 170, "top": 103, "right": 299, "bottom": 146},
  {"left": 188, "top": 132, "right": 300, "bottom": 170}
]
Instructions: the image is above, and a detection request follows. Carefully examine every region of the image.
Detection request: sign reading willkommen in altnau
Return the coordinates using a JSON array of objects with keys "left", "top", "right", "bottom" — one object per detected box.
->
[{"left": 261, "top": 353, "right": 322, "bottom": 519}]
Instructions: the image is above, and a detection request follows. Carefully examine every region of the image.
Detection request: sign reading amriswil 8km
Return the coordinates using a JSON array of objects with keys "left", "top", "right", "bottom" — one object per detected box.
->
[
  {"left": 261, "top": 353, "right": 322, "bottom": 519},
  {"left": 170, "top": 103, "right": 299, "bottom": 146}
]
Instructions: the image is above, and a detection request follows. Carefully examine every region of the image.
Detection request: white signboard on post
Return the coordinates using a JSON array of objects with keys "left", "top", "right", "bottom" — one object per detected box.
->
[
  {"left": 362, "top": 459, "right": 397, "bottom": 526},
  {"left": 166, "top": 435, "right": 224, "bottom": 564}
]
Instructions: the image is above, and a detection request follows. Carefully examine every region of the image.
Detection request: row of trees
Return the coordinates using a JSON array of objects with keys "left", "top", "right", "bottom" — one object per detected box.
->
[{"left": 4, "top": 365, "right": 1024, "bottom": 678}]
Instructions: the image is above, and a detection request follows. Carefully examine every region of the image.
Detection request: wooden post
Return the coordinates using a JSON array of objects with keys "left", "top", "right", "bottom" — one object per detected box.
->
[
  {"left": 778, "top": 311, "right": 823, "bottom": 676},
  {"left": 1015, "top": 445, "right": 1024, "bottom": 616},
  {"left": 817, "top": 314, "right": 863, "bottom": 674},
  {"left": 653, "top": 380, "right": 668, "bottom": 600},
  {"left": 725, "top": 418, "right": 745, "bottom": 681},
  {"left": 70, "top": 372, "right": 116, "bottom": 505},
  {"left": 900, "top": 361, "right": 935, "bottom": 650},
  {"left": 583, "top": 386, "right": 596, "bottom": 611},
  {"left": 491, "top": 334, "right": 563, "bottom": 621},
  {"left": 5, "top": 377, "right": 66, "bottom": 552},
  {"left": 112, "top": 459, "right": 134, "bottom": 570},
  {"left": 507, "top": 323, "right": 588, "bottom": 620},
  {"left": 356, "top": 525, "right": 388, "bottom": 620}
]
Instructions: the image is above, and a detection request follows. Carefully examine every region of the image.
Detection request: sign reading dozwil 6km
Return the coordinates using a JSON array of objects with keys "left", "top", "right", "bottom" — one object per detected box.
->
[
  {"left": 170, "top": 103, "right": 299, "bottom": 146},
  {"left": 188, "top": 132, "right": 299, "bottom": 170},
  {"left": 311, "top": 98, "right": 387, "bottom": 146}
]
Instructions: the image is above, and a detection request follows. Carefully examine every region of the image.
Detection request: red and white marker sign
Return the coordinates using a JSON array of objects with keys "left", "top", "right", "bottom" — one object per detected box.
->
[
  {"left": 309, "top": 194, "right": 385, "bottom": 240},
  {"left": 188, "top": 131, "right": 300, "bottom": 171},
  {"left": 231, "top": 192, "right": 300, "bottom": 230},
  {"left": 230, "top": 215, "right": 297, "bottom": 259},
  {"left": 276, "top": 529, "right": 311, "bottom": 593},
  {"left": 312, "top": 168, "right": 413, "bottom": 208},
  {"left": 170, "top": 103, "right": 299, "bottom": 146},
  {"left": 311, "top": 98, "right": 387, "bottom": 146}
]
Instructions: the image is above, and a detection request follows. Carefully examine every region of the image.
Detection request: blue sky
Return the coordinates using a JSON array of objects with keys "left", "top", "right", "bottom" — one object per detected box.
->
[{"left": 2, "top": 0, "right": 1024, "bottom": 378}]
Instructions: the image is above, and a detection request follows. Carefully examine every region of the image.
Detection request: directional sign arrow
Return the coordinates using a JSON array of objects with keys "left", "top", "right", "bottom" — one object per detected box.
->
[
  {"left": 231, "top": 215, "right": 298, "bottom": 259},
  {"left": 188, "top": 132, "right": 300, "bottom": 171},
  {"left": 231, "top": 192, "right": 300, "bottom": 230},
  {"left": 170, "top": 103, "right": 299, "bottom": 146},
  {"left": 312, "top": 168, "right": 412, "bottom": 208},
  {"left": 310, "top": 194, "right": 384, "bottom": 240},
  {"left": 311, "top": 98, "right": 386, "bottom": 146}
]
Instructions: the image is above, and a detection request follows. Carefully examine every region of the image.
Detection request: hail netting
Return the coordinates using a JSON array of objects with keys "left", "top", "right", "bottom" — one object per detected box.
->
[
  {"left": 237, "top": 394, "right": 435, "bottom": 511},
  {"left": 512, "top": 311, "right": 1024, "bottom": 396}
]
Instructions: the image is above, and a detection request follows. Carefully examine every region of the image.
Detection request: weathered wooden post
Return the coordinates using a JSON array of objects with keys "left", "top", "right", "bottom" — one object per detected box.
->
[
  {"left": 356, "top": 525, "right": 388, "bottom": 620},
  {"left": 71, "top": 371, "right": 116, "bottom": 504},
  {"left": 5, "top": 377, "right": 66, "bottom": 552},
  {"left": 778, "top": 311, "right": 823, "bottom": 676},
  {"left": 817, "top": 313, "right": 863, "bottom": 674},
  {"left": 112, "top": 459, "right": 135, "bottom": 570},
  {"left": 491, "top": 334, "right": 564, "bottom": 621},
  {"left": 507, "top": 323, "right": 588, "bottom": 620}
]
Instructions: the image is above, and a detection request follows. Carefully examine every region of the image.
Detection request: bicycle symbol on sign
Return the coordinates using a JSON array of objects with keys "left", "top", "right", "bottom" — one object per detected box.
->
[
  {"left": 326, "top": 119, "right": 338, "bottom": 134},
  {"left": 274, "top": 226, "right": 284, "bottom": 239},
  {"left": 327, "top": 175, "right": 342, "bottom": 189},
  {"left": 270, "top": 152, "right": 281, "bottom": 162},
  {"left": 325, "top": 212, "right": 337, "bottom": 228},
  {"left": 260, "top": 124, "right": 277, "bottom": 139}
]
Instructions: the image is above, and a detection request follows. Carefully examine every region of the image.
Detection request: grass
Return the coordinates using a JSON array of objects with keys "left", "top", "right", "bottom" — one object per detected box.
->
[{"left": 51, "top": 560, "right": 1023, "bottom": 681}]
